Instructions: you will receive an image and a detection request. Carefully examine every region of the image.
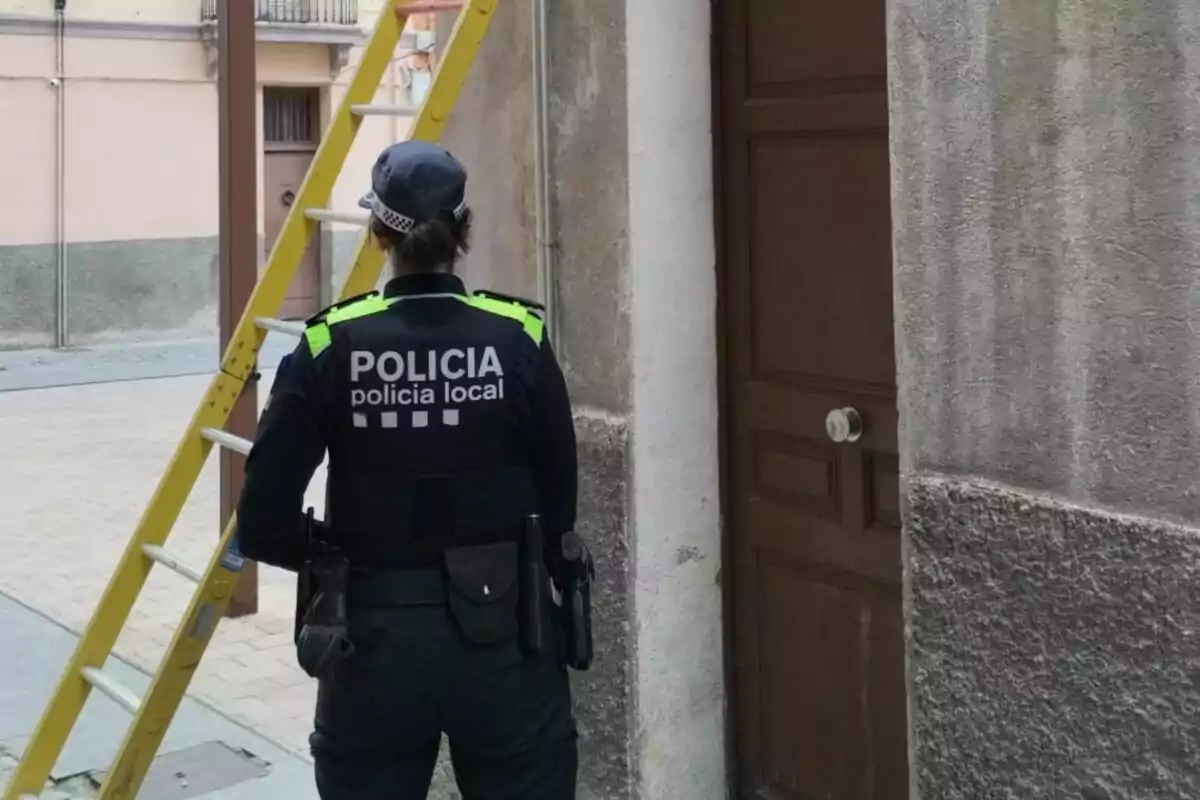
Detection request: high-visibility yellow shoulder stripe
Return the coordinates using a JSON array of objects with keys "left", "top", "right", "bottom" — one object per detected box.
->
[
  {"left": 463, "top": 294, "right": 523, "bottom": 321},
  {"left": 327, "top": 294, "right": 391, "bottom": 325},
  {"left": 307, "top": 293, "right": 542, "bottom": 356},
  {"left": 524, "top": 314, "right": 545, "bottom": 344},
  {"left": 462, "top": 294, "right": 544, "bottom": 345},
  {"left": 304, "top": 294, "right": 392, "bottom": 358},
  {"left": 304, "top": 323, "right": 332, "bottom": 359}
]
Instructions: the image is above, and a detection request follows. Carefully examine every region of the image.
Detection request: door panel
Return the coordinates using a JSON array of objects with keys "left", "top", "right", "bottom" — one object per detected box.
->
[
  {"left": 746, "top": 0, "right": 887, "bottom": 87},
  {"left": 264, "top": 150, "right": 320, "bottom": 320},
  {"left": 718, "top": 0, "right": 906, "bottom": 798}
]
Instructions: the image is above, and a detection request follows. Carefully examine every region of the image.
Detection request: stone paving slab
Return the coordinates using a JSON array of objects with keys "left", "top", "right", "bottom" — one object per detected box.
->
[
  {"left": 0, "top": 369, "right": 322, "bottom": 758},
  {"left": 0, "top": 359, "right": 468, "bottom": 798},
  {"left": 0, "top": 592, "right": 317, "bottom": 799}
]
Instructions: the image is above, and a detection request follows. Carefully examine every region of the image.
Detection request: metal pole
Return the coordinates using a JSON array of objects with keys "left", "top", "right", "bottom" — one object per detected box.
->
[
  {"left": 531, "top": 0, "right": 558, "bottom": 348},
  {"left": 218, "top": 0, "right": 259, "bottom": 618},
  {"left": 53, "top": 1, "right": 66, "bottom": 348}
]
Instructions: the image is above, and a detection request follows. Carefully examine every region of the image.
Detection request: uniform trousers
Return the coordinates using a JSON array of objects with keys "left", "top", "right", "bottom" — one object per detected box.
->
[{"left": 309, "top": 604, "right": 578, "bottom": 799}]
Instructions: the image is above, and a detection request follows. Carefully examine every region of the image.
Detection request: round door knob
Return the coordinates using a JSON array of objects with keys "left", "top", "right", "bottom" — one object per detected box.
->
[{"left": 825, "top": 407, "right": 863, "bottom": 443}]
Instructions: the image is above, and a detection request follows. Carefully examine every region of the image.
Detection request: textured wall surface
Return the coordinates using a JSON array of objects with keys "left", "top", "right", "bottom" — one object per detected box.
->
[
  {"left": 890, "top": 1, "right": 1200, "bottom": 796},
  {"left": 0, "top": 238, "right": 217, "bottom": 349},
  {"left": 437, "top": 0, "right": 629, "bottom": 411},
  {"left": 890, "top": 0, "right": 1200, "bottom": 516},
  {"left": 436, "top": 0, "right": 539, "bottom": 298},
  {"left": 544, "top": 0, "right": 630, "bottom": 413},
  {"left": 571, "top": 414, "right": 633, "bottom": 798},
  {"left": 908, "top": 475, "right": 1200, "bottom": 799}
]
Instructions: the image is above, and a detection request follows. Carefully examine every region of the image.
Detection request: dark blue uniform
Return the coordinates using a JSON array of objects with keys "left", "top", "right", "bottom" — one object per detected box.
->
[{"left": 236, "top": 271, "right": 579, "bottom": 799}]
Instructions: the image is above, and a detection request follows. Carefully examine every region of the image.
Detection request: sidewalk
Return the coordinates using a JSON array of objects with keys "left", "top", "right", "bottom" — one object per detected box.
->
[
  {"left": 0, "top": 336, "right": 293, "bottom": 394},
  {"left": 0, "top": 592, "right": 317, "bottom": 799},
  {"left": 0, "top": 363, "right": 320, "bottom": 756},
  {"left": 0, "top": 340, "right": 470, "bottom": 798}
]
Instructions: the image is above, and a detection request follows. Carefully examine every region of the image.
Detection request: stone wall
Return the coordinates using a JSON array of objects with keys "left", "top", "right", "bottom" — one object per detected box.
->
[
  {"left": 0, "top": 237, "right": 219, "bottom": 350},
  {"left": 890, "top": 1, "right": 1200, "bottom": 795}
]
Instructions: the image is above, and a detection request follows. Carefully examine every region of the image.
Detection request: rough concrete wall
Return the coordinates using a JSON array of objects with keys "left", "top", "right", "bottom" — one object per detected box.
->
[
  {"left": 429, "top": 3, "right": 634, "bottom": 799},
  {"left": 890, "top": 1, "right": 1200, "bottom": 796},
  {"left": 437, "top": 0, "right": 631, "bottom": 414},
  {"left": 890, "top": 0, "right": 1200, "bottom": 517},
  {"left": 544, "top": 1, "right": 630, "bottom": 413},
  {"left": 907, "top": 476, "right": 1200, "bottom": 798},
  {"left": 571, "top": 413, "right": 633, "bottom": 799},
  {"left": 0, "top": 237, "right": 218, "bottom": 350},
  {"left": 437, "top": 0, "right": 539, "bottom": 298},
  {"left": 546, "top": 1, "right": 634, "bottom": 793},
  {"left": 443, "top": 0, "right": 633, "bottom": 406}
]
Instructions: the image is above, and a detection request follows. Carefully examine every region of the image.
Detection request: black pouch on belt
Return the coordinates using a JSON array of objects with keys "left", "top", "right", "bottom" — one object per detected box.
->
[{"left": 442, "top": 541, "right": 520, "bottom": 645}]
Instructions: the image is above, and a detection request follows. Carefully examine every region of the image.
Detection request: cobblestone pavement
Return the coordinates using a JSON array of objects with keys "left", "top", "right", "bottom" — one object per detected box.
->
[{"left": 0, "top": 370, "right": 324, "bottom": 758}]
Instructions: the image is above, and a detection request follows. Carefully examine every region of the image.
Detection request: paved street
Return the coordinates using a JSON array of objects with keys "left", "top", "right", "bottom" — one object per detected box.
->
[
  {"left": 0, "top": 338, "right": 466, "bottom": 797},
  {"left": 0, "top": 592, "right": 317, "bottom": 798},
  {"left": 0, "top": 354, "right": 321, "bottom": 757},
  {"left": 0, "top": 337, "right": 293, "bottom": 394}
]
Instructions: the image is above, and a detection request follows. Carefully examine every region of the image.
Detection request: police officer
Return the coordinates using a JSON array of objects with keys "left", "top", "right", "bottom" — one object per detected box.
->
[{"left": 235, "top": 139, "right": 580, "bottom": 799}]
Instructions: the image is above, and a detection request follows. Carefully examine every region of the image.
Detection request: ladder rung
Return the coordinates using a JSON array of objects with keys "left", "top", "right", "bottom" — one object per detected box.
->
[
  {"left": 351, "top": 103, "right": 419, "bottom": 117},
  {"left": 200, "top": 428, "right": 253, "bottom": 456},
  {"left": 398, "top": 0, "right": 465, "bottom": 13},
  {"left": 142, "top": 544, "right": 203, "bottom": 583},
  {"left": 256, "top": 317, "right": 306, "bottom": 337},
  {"left": 305, "top": 208, "right": 371, "bottom": 226},
  {"left": 80, "top": 667, "right": 141, "bottom": 715}
]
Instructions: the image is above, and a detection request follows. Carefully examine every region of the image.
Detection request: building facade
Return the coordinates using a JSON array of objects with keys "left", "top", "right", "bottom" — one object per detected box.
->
[
  {"left": 438, "top": 1, "right": 1200, "bottom": 798},
  {"left": 6, "top": 0, "right": 1198, "bottom": 797},
  {"left": 0, "top": 0, "right": 434, "bottom": 349}
]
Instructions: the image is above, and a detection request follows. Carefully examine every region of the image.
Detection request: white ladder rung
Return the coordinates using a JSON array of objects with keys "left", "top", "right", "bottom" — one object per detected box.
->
[
  {"left": 351, "top": 103, "right": 419, "bottom": 117},
  {"left": 256, "top": 316, "right": 306, "bottom": 337},
  {"left": 81, "top": 667, "right": 141, "bottom": 715},
  {"left": 305, "top": 208, "right": 370, "bottom": 226},
  {"left": 142, "top": 544, "right": 203, "bottom": 583},
  {"left": 399, "top": 0, "right": 467, "bottom": 11},
  {"left": 200, "top": 427, "right": 253, "bottom": 456}
]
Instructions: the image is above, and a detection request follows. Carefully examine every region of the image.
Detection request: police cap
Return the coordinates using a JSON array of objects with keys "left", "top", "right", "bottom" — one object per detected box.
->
[{"left": 358, "top": 140, "right": 469, "bottom": 234}]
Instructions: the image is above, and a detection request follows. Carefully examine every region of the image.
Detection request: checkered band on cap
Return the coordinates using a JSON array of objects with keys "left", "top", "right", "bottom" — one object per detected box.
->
[{"left": 372, "top": 196, "right": 469, "bottom": 234}]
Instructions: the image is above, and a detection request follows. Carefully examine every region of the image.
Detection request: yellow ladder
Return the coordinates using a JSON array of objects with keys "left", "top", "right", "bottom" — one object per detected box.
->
[{"left": 2, "top": 2, "right": 496, "bottom": 798}]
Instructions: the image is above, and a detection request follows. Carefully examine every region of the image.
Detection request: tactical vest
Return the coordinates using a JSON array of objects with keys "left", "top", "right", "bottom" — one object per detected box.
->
[{"left": 304, "top": 289, "right": 546, "bottom": 569}]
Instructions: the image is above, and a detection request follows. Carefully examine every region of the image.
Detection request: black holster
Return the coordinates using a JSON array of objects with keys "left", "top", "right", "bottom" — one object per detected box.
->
[
  {"left": 558, "top": 531, "right": 595, "bottom": 671},
  {"left": 295, "top": 508, "right": 355, "bottom": 680}
]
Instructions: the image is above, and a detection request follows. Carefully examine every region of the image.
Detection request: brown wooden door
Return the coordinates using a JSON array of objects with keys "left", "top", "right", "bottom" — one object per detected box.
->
[
  {"left": 263, "top": 87, "right": 322, "bottom": 320},
  {"left": 265, "top": 149, "right": 320, "bottom": 319},
  {"left": 717, "top": 2, "right": 907, "bottom": 798}
]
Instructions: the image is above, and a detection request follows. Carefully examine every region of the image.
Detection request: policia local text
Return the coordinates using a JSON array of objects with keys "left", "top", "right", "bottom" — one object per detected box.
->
[{"left": 349, "top": 346, "right": 505, "bottom": 408}]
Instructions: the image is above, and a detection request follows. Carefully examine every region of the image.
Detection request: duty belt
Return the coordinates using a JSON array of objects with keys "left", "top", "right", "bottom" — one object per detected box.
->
[{"left": 346, "top": 568, "right": 447, "bottom": 608}]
